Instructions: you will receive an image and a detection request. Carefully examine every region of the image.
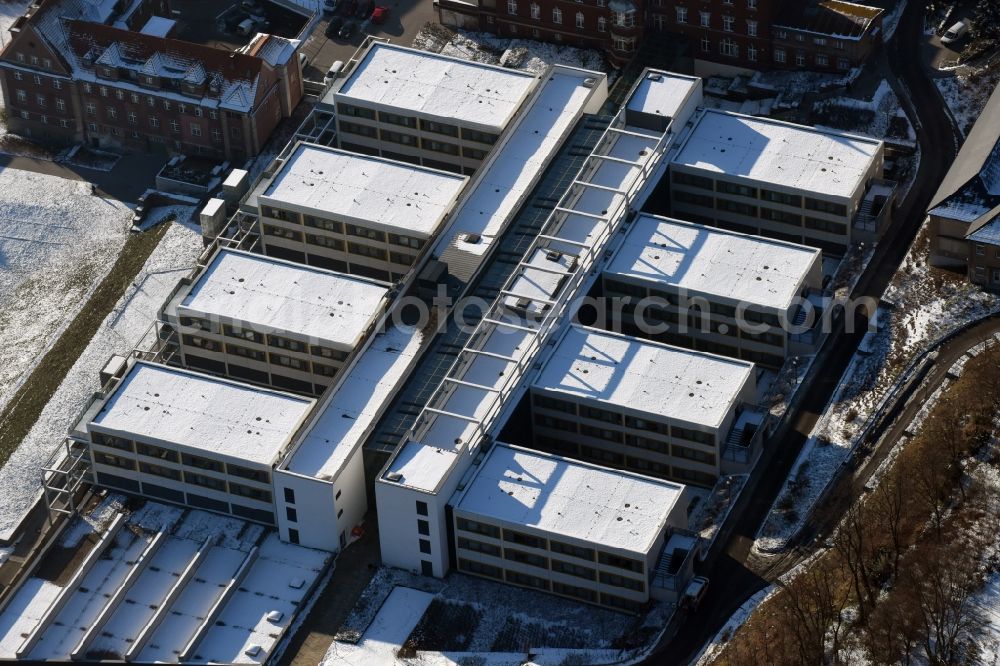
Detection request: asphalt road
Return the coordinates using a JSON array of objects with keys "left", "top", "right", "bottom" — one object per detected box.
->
[{"left": 653, "top": 2, "right": 967, "bottom": 663}]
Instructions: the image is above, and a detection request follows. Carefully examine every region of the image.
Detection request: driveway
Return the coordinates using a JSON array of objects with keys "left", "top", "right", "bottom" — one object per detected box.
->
[{"left": 298, "top": 0, "right": 437, "bottom": 80}]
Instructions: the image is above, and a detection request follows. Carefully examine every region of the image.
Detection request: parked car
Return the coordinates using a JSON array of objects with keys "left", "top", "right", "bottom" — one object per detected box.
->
[
  {"left": 355, "top": 0, "right": 372, "bottom": 18},
  {"left": 941, "top": 20, "right": 970, "bottom": 44},
  {"left": 324, "top": 60, "right": 345, "bottom": 85},
  {"left": 325, "top": 15, "right": 344, "bottom": 37},
  {"left": 339, "top": 20, "right": 356, "bottom": 38},
  {"left": 370, "top": 5, "right": 388, "bottom": 23},
  {"left": 681, "top": 576, "right": 709, "bottom": 611}
]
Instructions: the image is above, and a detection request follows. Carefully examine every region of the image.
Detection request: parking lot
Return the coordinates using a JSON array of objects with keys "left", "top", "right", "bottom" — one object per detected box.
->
[
  {"left": 169, "top": 0, "right": 309, "bottom": 50},
  {"left": 297, "top": 0, "right": 437, "bottom": 81}
]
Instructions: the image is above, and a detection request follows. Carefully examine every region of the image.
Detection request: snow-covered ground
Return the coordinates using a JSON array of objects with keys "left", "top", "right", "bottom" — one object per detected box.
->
[
  {"left": 0, "top": 214, "right": 200, "bottom": 541},
  {"left": 934, "top": 65, "right": 1000, "bottom": 137},
  {"left": 323, "top": 587, "right": 436, "bottom": 666},
  {"left": 0, "top": 170, "right": 132, "bottom": 414},
  {"left": 412, "top": 23, "right": 607, "bottom": 75},
  {"left": 881, "top": 0, "right": 906, "bottom": 43},
  {"left": 813, "top": 79, "right": 916, "bottom": 146}
]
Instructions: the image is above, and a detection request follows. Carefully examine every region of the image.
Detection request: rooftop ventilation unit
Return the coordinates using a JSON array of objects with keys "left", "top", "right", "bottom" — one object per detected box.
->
[
  {"left": 583, "top": 77, "right": 597, "bottom": 88},
  {"left": 647, "top": 72, "right": 663, "bottom": 81},
  {"left": 385, "top": 471, "right": 403, "bottom": 482}
]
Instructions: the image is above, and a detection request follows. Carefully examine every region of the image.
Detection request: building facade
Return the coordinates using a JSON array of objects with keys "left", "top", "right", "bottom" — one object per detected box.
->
[
  {"left": 324, "top": 42, "right": 537, "bottom": 174},
  {"left": 531, "top": 326, "right": 761, "bottom": 487},
  {"left": 600, "top": 214, "right": 824, "bottom": 368},
  {"left": 0, "top": 0, "right": 301, "bottom": 161},
  {"left": 255, "top": 142, "right": 467, "bottom": 282},
  {"left": 668, "top": 109, "right": 891, "bottom": 257},
  {"left": 161, "top": 248, "right": 390, "bottom": 396},
  {"left": 77, "top": 361, "right": 315, "bottom": 527}
]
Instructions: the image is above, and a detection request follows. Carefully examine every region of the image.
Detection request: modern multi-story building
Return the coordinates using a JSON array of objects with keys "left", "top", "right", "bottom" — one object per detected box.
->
[
  {"left": 435, "top": 0, "right": 643, "bottom": 64},
  {"left": 255, "top": 142, "right": 468, "bottom": 282},
  {"left": 530, "top": 325, "right": 761, "bottom": 487},
  {"left": 0, "top": 0, "right": 302, "bottom": 160},
  {"left": 601, "top": 214, "right": 824, "bottom": 367},
  {"left": 161, "top": 248, "right": 390, "bottom": 396},
  {"left": 76, "top": 361, "right": 315, "bottom": 527},
  {"left": 668, "top": 108, "right": 893, "bottom": 257},
  {"left": 324, "top": 42, "right": 537, "bottom": 175},
  {"left": 451, "top": 443, "right": 695, "bottom": 612}
]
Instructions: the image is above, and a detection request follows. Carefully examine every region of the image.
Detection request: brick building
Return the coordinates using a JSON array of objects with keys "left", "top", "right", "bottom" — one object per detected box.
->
[
  {"left": 0, "top": 0, "right": 301, "bottom": 161},
  {"left": 435, "top": 0, "right": 643, "bottom": 63}
]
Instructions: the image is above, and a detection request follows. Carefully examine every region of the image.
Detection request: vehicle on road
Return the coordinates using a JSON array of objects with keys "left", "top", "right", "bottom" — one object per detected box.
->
[
  {"left": 371, "top": 5, "right": 388, "bottom": 23},
  {"left": 339, "top": 20, "right": 356, "bottom": 39},
  {"left": 941, "top": 20, "right": 970, "bottom": 44},
  {"left": 681, "top": 576, "right": 709, "bottom": 611},
  {"left": 325, "top": 16, "right": 344, "bottom": 37}
]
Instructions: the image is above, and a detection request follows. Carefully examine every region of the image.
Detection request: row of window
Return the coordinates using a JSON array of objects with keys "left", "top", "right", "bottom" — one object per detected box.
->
[
  {"left": 672, "top": 171, "right": 849, "bottom": 217},
  {"left": 181, "top": 320, "right": 351, "bottom": 362},
  {"left": 532, "top": 400, "right": 717, "bottom": 446},
  {"left": 774, "top": 48, "right": 851, "bottom": 70},
  {"left": 773, "top": 30, "right": 846, "bottom": 49},
  {"left": 336, "top": 104, "right": 499, "bottom": 144},
  {"left": 262, "top": 225, "right": 417, "bottom": 266},
  {"left": 182, "top": 334, "right": 342, "bottom": 377},
  {"left": 259, "top": 212, "right": 426, "bottom": 251},
  {"left": 675, "top": 8, "right": 756, "bottom": 35},
  {"left": 339, "top": 120, "right": 490, "bottom": 161},
  {"left": 93, "top": 452, "right": 272, "bottom": 502}
]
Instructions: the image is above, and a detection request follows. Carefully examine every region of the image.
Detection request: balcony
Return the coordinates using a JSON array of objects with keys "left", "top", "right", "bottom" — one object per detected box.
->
[
  {"left": 853, "top": 178, "right": 896, "bottom": 243},
  {"left": 650, "top": 529, "right": 700, "bottom": 602},
  {"left": 788, "top": 289, "right": 828, "bottom": 350},
  {"left": 721, "top": 407, "right": 764, "bottom": 469}
]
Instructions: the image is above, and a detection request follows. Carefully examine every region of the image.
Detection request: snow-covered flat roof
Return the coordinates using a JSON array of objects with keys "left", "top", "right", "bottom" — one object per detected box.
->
[
  {"left": 672, "top": 109, "right": 881, "bottom": 199},
  {"left": 283, "top": 324, "right": 424, "bottom": 480},
  {"left": 334, "top": 43, "right": 536, "bottom": 130},
  {"left": 606, "top": 214, "right": 820, "bottom": 311},
  {"left": 432, "top": 67, "right": 604, "bottom": 259},
  {"left": 534, "top": 326, "right": 754, "bottom": 428},
  {"left": 260, "top": 143, "right": 467, "bottom": 237},
  {"left": 456, "top": 444, "right": 687, "bottom": 554},
  {"left": 178, "top": 249, "right": 388, "bottom": 349},
  {"left": 626, "top": 70, "right": 701, "bottom": 122},
  {"left": 91, "top": 362, "right": 314, "bottom": 466},
  {"left": 139, "top": 16, "right": 175, "bottom": 37}
]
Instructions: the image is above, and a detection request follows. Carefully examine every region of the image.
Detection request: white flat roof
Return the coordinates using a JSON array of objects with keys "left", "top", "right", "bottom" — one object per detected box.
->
[
  {"left": 179, "top": 249, "right": 388, "bottom": 349},
  {"left": 534, "top": 326, "right": 753, "bottom": 428},
  {"left": 283, "top": 324, "right": 424, "bottom": 480},
  {"left": 457, "top": 444, "right": 686, "bottom": 554},
  {"left": 140, "top": 16, "right": 175, "bottom": 37},
  {"left": 606, "top": 214, "right": 820, "bottom": 311},
  {"left": 91, "top": 362, "right": 314, "bottom": 466},
  {"left": 334, "top": 43, "right": 536, "bottom": 130},
  {"left": 433, "top": 67, "right": 602, "bottom": 256},
  {"left": 672, "top": 109, "right": 881, "bottom": 199},
  {"left": 261, "top": 143, "right": 466, "bottom": 237},
  {"left": 626, "top": 70, "right": 701, "bottom": 121}
]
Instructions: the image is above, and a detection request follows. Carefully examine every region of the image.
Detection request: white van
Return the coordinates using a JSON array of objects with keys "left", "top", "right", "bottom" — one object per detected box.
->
[
  {"left": 236, "top": 18, "right": 255, "bottom": 36},
  {"left": 941, "top": 20, "right": 970, "bottom": 44},
  {"left": 324, "top": 60, "right": 344, "bottom": 85}
]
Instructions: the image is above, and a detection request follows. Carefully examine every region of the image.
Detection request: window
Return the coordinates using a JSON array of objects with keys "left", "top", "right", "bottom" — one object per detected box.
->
[
  {"left": 723, "top": 15, "right": 733, "bottom": 31},
  {"left": 598, "top": 551, "right": 644, "bottom": 573},
  {"left": 552, "top": 6, "right": 562, "bottom": 23},
  {"left": 720, "top": 38, "right": 739, "bottom": 57},
  {"left": 13, "top": 72, "right": 21, "bottom": 81},
  {"left": 456, "top": 518, "right": 501, "bottom": 539},
  {"left": 417, "top": 519, "right": 430, "bottom": 535},
  {"left": 191, "top": 123, "right": 201, "bottom": 136},
  {"left": 106, "top": 107, "right": 116, "bottom": 119},
  {"left": 416, "top": 500, "right": 428, "bottom": 516},
  {"left": 804, "top": 216, "right": 847, "bottom": 236},
  {"left": 551, "top": 540, "right": 594, "bottom": 560},
  {"left": 15, "top": 53, "right": 24, "bottom": 63},
  {"left": 613, "top": 9, "right": 635, "bottom": 26},
  {"left": 147, "top": 96, "right": 155, "bottom": 107},
  {"left": 54, "top": 98, "right": 65, "bottom": 112},
  {"left": 228, "top": 463, "right": 269, "bottom": 484},
  {"left": 348, "top": 242, "right": 387, "bottom": 260},
  {"left": 182, "top": 453, "right": 223, "bottom": 473},
  {"left": 209, "top": 109, "right": 218, "bottom": 120},
  {"left": 838, "top": 58, "right": 851, "bottom": 70},
  {"left": 162, "top": 100, "right": 171, "bottom": 111},
  {"left": 774, "top": 48, "right": 786, "bottom": 63},
  {"left": 194, "top": 107, "right": 203, "bottom": 117},
  {"left": 87, "top": 121, "right": 96, "bottom": 130},
  {"left": 507, "top": 0, "right": 517, "bottom": 13},
  {"left": 186, "top": 471, "right": 226, "bottom": 492},
  {"left": 816, "top": 53, "right": 829, "bottom": 66},
  {"left": 505, "top": 548, "right": 548, "bottom": 569},
  {"left": 459, "top": 558, "right": 502, "bottom": 579},
  {"left": 580, "top": 405, "right": 622, "bottom": 425},
  {"left": 458, "top": 537, "right": 501, "bottom": 557},
  {"left": 116, "top": 89, "right": 124, "bottom": 100},
  {"left": 613, "top": 35, "right": 636, "bottom": 53},
  {"left": 99, "top": 86, "right": 107, "bottom": 97},
  {"left": 598, "top": 17, "right": 606, "bottom": 31},
  {"left": 530, "top": 2, "right": 539, "bottom": 18},
  {"left": 286, "top": 507, "right": 298, "bottom": 522},
  {"left": 747, "top": 0, "right": 756, "bottom": 8},
  {"left": 284, "top": 487, "right": 296, "bottom": 503},
  {"left": 211, "top": 128, "right": 222, "bottom": 143},
  {"left": 716, "top": 180, "right": 756, "bottom": 198},
  {"left": 288, "top": 528, "right": 300, "bottom": 544},
  {"left": 53, "top": 79, "right": 61, "bottom": 90},
  {"left": 747, "top": 19, "right": 757, "bottom": 36},
  {"left": 84, "top": 101, "right": 95, "bottom": 115},
  {"left": 804, "top": 198, "right": 847, "bottom": 216},
  {"left": 170, "top": 120, "right": 180, "bottom": 133},
  {"left": 230, "top": 482, "right": 272, "bottom": 502},
  {"left": 533, "top": 393, "right": 576, "bottom": 414},
  {"left": 672, "top": 425, "right": 715, "bottom": 446},
  {"left": 576, "top": 11, "right": 584, "bottom": 27},
  {"left": 140, "top": 461, "right": 181, "bottom": 481},
  {"left": 700, "top": 11, "right": 710, "bottom": 27},
  {"left": 136, "top": 442, "right": 178, "bottom": 462},
  {"left": 82, "top": 82, "right": 92, "bottom": 93},
  {"left": 94, "top": 451, "right": 135, "bottom": 470},
  {"left": 675, "top": 6, "right": 687, "bottom": 22},
  {"left": 504, "top": 528, "right": 545, "bottom": 549},
  {"left": 600, "top": 571, "right": 644, "bottom": 591},
  {"left": 795, "top": 52, "right": 805, "bottom": 67},
  {"left": 149, "top": 116, "right": 159, "bottom": 128},
  {"left": 270, "top": 353, "right": 306, "bottom": 370},
  {"left": 748, "top": 43, "right": 758, "bottom": 61}
]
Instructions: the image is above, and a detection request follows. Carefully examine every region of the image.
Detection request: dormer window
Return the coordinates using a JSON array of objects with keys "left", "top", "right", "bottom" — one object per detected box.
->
[
  {"left": 145, "top": 75, "right": 154, "bottom": 85},
  {"left": 101, "top": 66, "right": 113, "bottom": 77}
]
